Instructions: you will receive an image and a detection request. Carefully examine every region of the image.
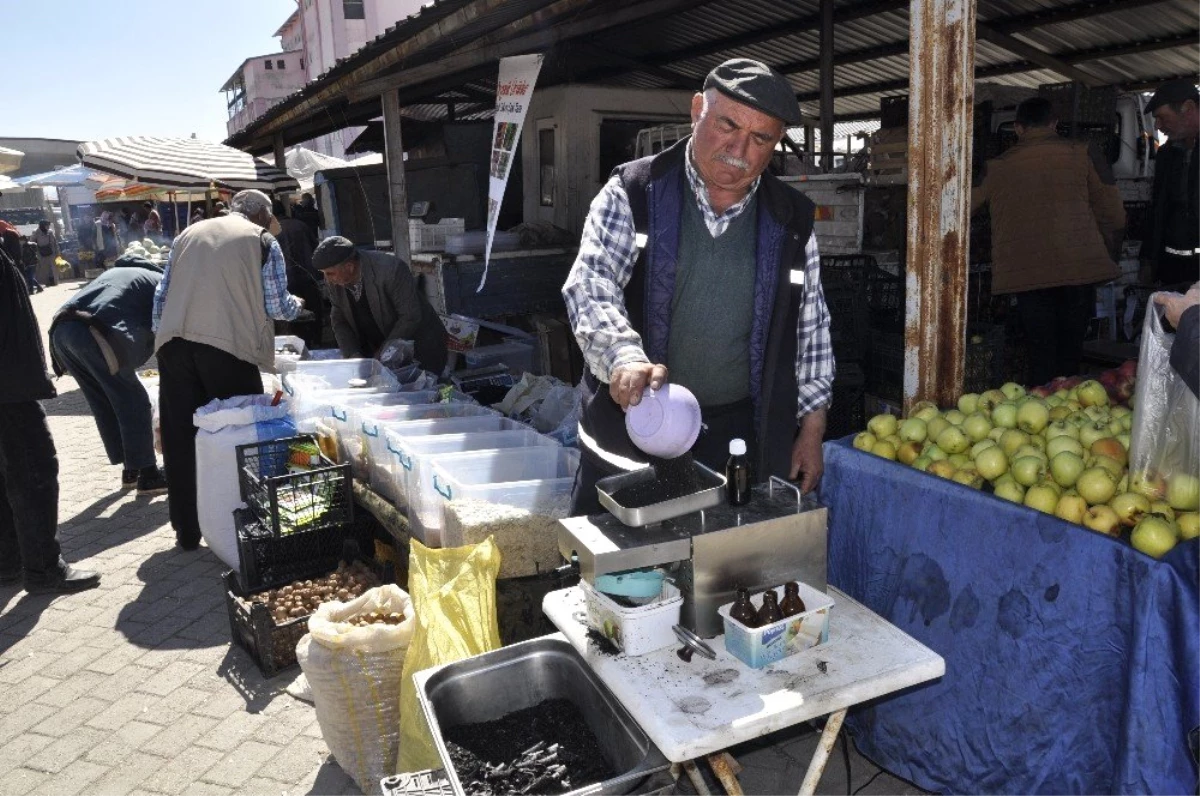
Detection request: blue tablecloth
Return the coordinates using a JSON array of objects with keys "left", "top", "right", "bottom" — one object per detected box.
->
[{"left": 821, "top": 440, "right": 1199, "bottom": 795}]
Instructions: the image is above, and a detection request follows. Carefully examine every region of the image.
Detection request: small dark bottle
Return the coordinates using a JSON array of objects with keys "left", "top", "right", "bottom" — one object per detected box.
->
[
  {"left": 780, "top": 582, "right": 806, "bottom": 617},
  {"left": 729, "top": 587, "right": 759, "bottom": 629},
  {"left": 756, "top": 589, "right": 784, "bottom": 626},
  {"left": 726, "top": 438, "right": 751, "bottom": 506}
]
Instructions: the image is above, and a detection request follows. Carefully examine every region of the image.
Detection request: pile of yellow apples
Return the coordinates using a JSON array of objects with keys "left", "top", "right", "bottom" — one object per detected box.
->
[{"left": 853, "top": 380, "right": 1198, "bottom": 559}]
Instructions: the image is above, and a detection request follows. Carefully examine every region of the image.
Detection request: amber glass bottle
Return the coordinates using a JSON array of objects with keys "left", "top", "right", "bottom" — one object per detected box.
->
[
  {"left": 729, "top": 587, "right": 759, "bottom": 628},
  {"left": 756, "top": 589, "right": 784, "bottom": 625},
  {"left": 780, "top": 582, "right": 806, "bottom": 617}
]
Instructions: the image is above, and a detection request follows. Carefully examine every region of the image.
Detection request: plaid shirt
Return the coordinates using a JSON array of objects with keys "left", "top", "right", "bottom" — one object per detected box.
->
[
  {"left": 152, "top": 218, "right": 301, "bottom": 331},
  {"left": 563, "top": 147, "right": 835, "bottom": 420}
]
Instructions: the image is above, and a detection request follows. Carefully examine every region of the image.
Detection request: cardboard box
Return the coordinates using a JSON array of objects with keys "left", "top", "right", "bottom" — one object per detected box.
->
[{"left": 719, "top": 583, "right": 833, "bottom": 669}]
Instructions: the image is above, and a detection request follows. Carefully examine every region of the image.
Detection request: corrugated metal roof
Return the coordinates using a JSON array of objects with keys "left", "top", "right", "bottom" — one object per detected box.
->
[{"left": 227, "top": 0, "right": 1198, "bottom": 152}]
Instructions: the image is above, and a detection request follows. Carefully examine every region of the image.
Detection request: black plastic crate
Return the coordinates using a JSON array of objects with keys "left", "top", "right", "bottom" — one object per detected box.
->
[
  {"left": 823, "top": 283, "right": 869, "bottom": 363},
  {"left": 1039, "top": 82, "right": 1116, "bottom": 127},
  {"left": 223, "top": 569, "right": 313, "bottom": 678},
  {"left": 235, "top": 507, "right": 374, "bottom": 593},
  {"left": 964, "top": 324, "right": 1006, "bottom": 394},
  {"left": 867, "top": 268, "right": 905, "bottom": 332},
  {"left": 827, "top": 363, "right": 866, "bottom": 440},
  {"left": 880, "top": 94, "right": 909, "bottom": 129},
  {"left": 236, "top": 435, "right": 353, "bottom": 538},
  {"left": 866, "top": 331, "right": 904, "bottom": 401}
]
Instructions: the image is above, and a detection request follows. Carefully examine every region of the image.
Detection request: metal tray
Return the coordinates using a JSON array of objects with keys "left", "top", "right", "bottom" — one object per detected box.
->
[
  {"left": 596, "top": 461, "right": 726, "bottom": 527},
  {"left": 414, "top": 636, "right": 670, "bottom": 796}
]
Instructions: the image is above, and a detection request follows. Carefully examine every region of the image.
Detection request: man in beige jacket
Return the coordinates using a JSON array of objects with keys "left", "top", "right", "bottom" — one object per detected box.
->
[{"left": 972, "top": 96, "right": 1125, "bottom": 385}]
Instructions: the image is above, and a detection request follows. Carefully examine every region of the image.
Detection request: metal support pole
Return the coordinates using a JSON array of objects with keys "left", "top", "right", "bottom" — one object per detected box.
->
[
  {"left": 381, "top": 89, "right": 411, "bottom": 262},
  {"left": 273, "top": 133, "right": 287, "bottom": 174},
  {"left": 903, "top": 0, "right": 975, "bottom": 410},
  {"left": 797, "top": 708, "right": 847, "bottom": 796},
  {"left": 819, "top": 0, "right": 835, "bottom": 172}
]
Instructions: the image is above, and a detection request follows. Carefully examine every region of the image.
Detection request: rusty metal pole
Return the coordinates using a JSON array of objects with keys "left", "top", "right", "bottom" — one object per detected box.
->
[
  {"left": 904, "top": 0, "right": 976, "bottom": 410},
  {"left": 272, "top": 132, "right": 287, "bottom": 174},
  {"left": 381, "top": 89, "right": 411, "bottom": 261},
  {"left": 819, "top": 0, "right": 835, "bottom": 172}
]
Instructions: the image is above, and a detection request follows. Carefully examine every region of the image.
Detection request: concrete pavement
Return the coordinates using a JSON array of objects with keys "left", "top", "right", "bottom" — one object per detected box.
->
[{"left": 0, "top": 279, "right": 924, "bottom": 796}]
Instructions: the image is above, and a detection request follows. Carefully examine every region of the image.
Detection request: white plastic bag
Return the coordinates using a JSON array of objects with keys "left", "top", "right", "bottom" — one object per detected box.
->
[
  {"left": 1128, "top": 297, "right": 1200, "bottom": 506},
  {"left": 297, "top": 585, "right": 415, "bottom": 795},
  {"left": 194, "top": 395, "right": 295, "bottom": 569}
]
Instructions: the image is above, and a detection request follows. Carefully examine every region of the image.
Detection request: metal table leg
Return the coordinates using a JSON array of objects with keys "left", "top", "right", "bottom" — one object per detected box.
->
[
  {"left": 707, "top": 752, "right": 744, "bottom": 795},
  {"left": 797, "top": 708, "right": 847, "bottom": 796}
]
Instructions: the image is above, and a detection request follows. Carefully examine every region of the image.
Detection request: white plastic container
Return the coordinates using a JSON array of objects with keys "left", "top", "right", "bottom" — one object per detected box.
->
[
  {"left": 282, "top": 358, "right": 400, "bottom": 398},
  {"left": 273, "top": 335, "right": 307, "bottom": 374},
  {"left": 353, "top": 404, "right": 499, "bottom": 485},
  {"left": 328, "top": 390, "right": 469, "bottom": 461},
  {"left": 463, "top": 340, "right": 536, "bottom": 375},
  {"left": 626, "top": 383, "right": 702, "bottom": 459},
  {"left": 390, "top": 429, "right": 561, "bottom": 537},
  {"left": 581, "top": 579, "right": 682, "bottom": 657},
  {"left": 718, "top": 583, "right": 834, "bottom": 669},
  {"left": 424, "top": 447, "right": 580, "bottom": 543}
]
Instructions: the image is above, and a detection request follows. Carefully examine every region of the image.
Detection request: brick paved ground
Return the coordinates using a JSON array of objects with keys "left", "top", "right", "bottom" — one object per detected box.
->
[{"left": 1, "top": 279, "right": 923, "bottom": 796}]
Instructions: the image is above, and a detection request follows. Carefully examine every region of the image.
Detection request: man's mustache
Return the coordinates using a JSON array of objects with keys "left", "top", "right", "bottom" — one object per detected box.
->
[{"left": 714, "top": 153, "right": 750, "bottom": 171}]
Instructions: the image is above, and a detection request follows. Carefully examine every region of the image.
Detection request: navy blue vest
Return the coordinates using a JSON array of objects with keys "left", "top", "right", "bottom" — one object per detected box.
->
[{"left": 579, "top": 138, "right": 816, "bottom": 481}]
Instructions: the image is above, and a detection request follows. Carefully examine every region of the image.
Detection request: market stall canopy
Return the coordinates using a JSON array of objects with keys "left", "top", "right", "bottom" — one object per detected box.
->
[
  {"left": 0, "top": 146, "right": 24, "bottom": 175},
  {"left": 284, "top": 147, "right": 352, "bottom": 191},
  {"left": 15, "top": 164, "right": 99, "bottom": 188},
  {"left": 0, "top": 175, "right": 19, "bottom": 190},
  {"left": 78, "top": 136, "right": 300, "bottom": 192}
]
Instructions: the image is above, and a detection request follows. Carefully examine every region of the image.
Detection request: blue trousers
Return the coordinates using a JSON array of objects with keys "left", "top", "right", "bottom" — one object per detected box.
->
[{"left": 49, "top": 320, "right": 156, "bottom": 470}]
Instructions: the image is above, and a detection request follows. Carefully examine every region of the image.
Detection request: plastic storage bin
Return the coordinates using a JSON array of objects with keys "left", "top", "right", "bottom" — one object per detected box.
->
[
  {"left": 718, "top": 582, "right": 833, "bottom": 669},
  {"left": 463, "top": 340, "right": 535, "bottom": 375},
  {"left": 424, "top": 447, "right": 580, "bottom": 543},
  {"left": 328, "top": 390, "right": 473, "bottom": 461},
  {"left": 581, "top": 579, "right": 682, "bottom": 657},
  {"left": 282, "top": 358, "right": 400, "bottom": 398},
  {"left": 353, "top": 404, "right": 500, "bottom": 485},
  {"left": 389, "top": 429, "right": 561, "bottom": 543}
]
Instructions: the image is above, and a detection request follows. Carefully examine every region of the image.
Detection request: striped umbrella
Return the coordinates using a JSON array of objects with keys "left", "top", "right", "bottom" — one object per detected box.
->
[{"left": 77, "top": 136, "right": 299, "bottom": 192}]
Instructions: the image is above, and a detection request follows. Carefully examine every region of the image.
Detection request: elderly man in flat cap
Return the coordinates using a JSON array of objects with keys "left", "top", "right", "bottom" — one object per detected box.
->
[
  {"left": 1142, "top": 78, "right": 1199, "bottom": 288},
  {"left": 152, "top": 189, "right": 304, "bottom": 550},
  {"left": 312, "top": 236, "right": 448, "bottom": 376},
  {"left": 563, "top": 57, "right": 834, "bottom": 513}
]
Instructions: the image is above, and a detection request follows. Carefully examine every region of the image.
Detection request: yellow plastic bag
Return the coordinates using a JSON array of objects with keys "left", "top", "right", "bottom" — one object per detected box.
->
[
  {"left": 54, "top": 256, "right": 71, "bottom": 275},
  {"left": 397, "top": 537, "right": 502, "bottom": 773}
]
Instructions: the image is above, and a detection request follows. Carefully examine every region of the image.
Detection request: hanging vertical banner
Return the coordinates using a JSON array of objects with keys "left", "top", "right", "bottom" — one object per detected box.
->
[{"left": 478, "top": 53, "right": 544, "bottom": 292}]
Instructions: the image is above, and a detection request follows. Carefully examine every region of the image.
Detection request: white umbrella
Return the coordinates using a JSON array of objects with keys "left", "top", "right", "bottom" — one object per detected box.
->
[
  {"left": 0, "top": 146, "right": 24, "bottom": 175},
  {"left": 77, "top": 136, "right": 299, "bottom": 192},
  {"left": 16, "top": 164, "right": 99, "bottom": 187},
  {"left": 0, "top": 174, "right": 18, "bottom": 190}
]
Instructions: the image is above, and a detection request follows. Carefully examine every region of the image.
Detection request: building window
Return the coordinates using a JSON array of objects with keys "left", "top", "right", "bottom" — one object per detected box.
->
[
  {"left": 277, "top": 59, "right": 286, "bottom": 69},
  {"left": 299, "top": 58, "right": 304, "bottom": 70},
  {"left": 264, "top": 60, "right": 273, "bottom": 70},
  {"left": 343, "top": 0, "right": 365, "bottom": 19}
]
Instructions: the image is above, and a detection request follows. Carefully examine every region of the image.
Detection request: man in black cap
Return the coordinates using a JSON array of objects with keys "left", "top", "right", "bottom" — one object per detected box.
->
[
  {"left": 1142, "top": 78, "right": 1199, "bottom": 288},
  {"left": 563, "top": 57, "right": 834, "bottom": 513},
  {"left": 313, "top": 236, "right": 448, "bottom": 375}
]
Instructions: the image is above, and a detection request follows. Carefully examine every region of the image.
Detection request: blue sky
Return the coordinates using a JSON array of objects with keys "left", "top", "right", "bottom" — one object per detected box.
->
[{"left": 5, "top": 0, "right": 297, "bottom": 143}]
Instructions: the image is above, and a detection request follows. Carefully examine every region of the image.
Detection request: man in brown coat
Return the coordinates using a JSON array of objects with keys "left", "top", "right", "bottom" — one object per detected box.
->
[{"left": 972, "top": 97, "right": 1125, "bottom": 385}]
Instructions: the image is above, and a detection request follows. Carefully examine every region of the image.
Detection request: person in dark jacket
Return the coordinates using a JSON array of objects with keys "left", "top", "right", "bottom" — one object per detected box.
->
[
  {"left": 0, "top": 246, "right": 100, "bottom": 594},
  {"left": 562, "top": 58, "right": 834, "bottom": 514},
  {"left": 314, "top": 237, "right": 448, "bottom": 374},
  {"left": 49, "top": 256, "right": 167, "bottom": 495},
  {"left": 1155, "top": 283, "right": 1200, "bottom": 399},
  {"left": 273, "top": 200, "right": 324, "bottom": 348},
  {"left": 1142, "top": 79, "right": 1199, "bottom": 289}
]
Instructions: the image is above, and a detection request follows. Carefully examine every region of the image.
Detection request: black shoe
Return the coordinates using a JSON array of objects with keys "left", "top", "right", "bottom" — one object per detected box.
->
[
  {"left": 136, "top": 467, "right": 168, "bottom": 497},
  {"left": 175, "top": 531, "right": 201, "bottom": 551},
  {"left": 121, "top": 469, "right": 138, "bottom": 490},
  {"left": 24, "top": 564, "right": 100, "bottom": 595}
]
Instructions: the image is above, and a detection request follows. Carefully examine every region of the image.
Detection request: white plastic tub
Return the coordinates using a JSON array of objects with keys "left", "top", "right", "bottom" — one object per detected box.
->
[
  {"left": 327, "top": 390, "right": 472, "bottom": 461},
  {"left": 581, "top": 579, "right": 682, "bottom": 657},
  {"left": 719, "top": 582, "right": 834, "bottom": 669},
  {"left": 424, "top": 447, "right": 580, "bottom": 544},
  {"left": 389, "top": 429, "right": 561, "bottom": 540},
  {"left": 282, "top": 358, "right": 400, "bottom": 397},
  {"left": 354, "top": 404, "right": 499, "bottom": 485}
]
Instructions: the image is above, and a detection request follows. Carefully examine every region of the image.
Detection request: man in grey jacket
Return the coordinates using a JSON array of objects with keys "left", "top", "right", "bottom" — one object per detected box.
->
[{"left": 313, "top": 236, "right": 448, "bottom": 375}]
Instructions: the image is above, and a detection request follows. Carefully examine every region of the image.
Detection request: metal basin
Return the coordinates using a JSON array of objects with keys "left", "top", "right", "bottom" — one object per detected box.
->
[
  {"left": 415, "top": 635, "right": 669, "bottom": 796},
  {"left": 596, "top": 461, "right": 725, "bottom": 527}
]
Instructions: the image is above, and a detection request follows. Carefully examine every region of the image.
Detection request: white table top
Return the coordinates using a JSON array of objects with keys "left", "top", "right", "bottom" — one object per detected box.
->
[{"left": 543, "top": 585, "right": 944, "bottom": 762}]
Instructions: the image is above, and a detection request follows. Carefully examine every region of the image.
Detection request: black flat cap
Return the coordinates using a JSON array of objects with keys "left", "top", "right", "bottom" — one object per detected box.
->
[
  {"left": 313, "top": 236, "right": 356, "bottom": 270},
  {"left": 704, "top": 58, "right": 801, "bottom": 126},
  {"left": 1146, "top": 78, "right": 1199, "bottom": 113}
]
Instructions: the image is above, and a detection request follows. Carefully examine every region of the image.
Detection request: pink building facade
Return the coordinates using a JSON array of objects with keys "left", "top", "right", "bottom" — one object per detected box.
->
[{"left": 224, "top": 0, "right": 425, "bottom": 157}]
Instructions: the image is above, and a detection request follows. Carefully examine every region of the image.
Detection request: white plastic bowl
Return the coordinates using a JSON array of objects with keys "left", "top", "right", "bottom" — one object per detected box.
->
[{"left": 625, "top": 383, "right": 702, "bottom": 459}]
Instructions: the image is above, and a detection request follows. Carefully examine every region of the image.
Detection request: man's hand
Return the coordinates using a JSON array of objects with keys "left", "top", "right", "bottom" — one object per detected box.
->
[
  {"left": 609, "top": 362, "right": 668, "bottom": 411},
  {"left": 1154, "top": 283, "right": 1200, "bottom": 329},
  {"left": 789, "top": 409, "right": 827, "bottom": 494}
]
